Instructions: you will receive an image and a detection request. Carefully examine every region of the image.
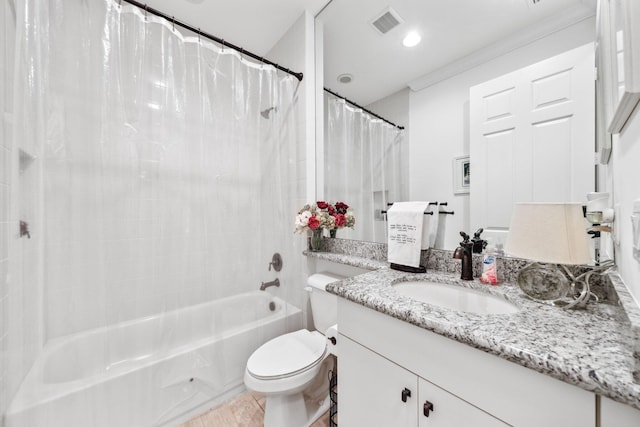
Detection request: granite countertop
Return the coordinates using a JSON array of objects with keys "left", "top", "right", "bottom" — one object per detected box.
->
[{"left": 307, "top": 251, "right": 640, "bottom": 410}]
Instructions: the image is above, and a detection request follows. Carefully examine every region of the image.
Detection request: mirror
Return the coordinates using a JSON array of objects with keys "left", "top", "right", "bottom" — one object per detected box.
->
[{"left": 316, "top": 0, "right": 599, "bottom": 250}]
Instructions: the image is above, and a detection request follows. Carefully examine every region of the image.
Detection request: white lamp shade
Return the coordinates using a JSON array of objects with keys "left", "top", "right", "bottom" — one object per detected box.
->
[{"left": 505, "top": 203, "right": 590, "bottom": 265}]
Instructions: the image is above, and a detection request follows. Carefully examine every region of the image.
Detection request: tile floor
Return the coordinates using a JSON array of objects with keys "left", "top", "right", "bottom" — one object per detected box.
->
[{"left": 180, "top": 392, "right": 331, "bottom": 427}]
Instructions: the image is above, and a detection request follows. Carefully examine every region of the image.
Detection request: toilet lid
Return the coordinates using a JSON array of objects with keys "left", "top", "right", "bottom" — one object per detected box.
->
[{"left": 247, "top": 330, "right": 327, "bottom": 380}]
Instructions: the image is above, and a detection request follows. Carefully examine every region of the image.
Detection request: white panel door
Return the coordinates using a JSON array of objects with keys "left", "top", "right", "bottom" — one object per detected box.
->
[
  {"left": 600, "top": 396, "right": 640, "bottom": 426},
  {"left": 470, "top": 43, "right": 595, "bottom": 245}
]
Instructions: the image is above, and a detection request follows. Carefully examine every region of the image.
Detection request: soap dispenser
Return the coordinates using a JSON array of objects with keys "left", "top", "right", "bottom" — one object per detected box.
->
[{"left": 480, "top": 245, "right": 499, "bottom": 285}]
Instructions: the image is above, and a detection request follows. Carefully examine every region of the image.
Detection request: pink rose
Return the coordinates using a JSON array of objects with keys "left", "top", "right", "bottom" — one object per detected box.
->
[
  {"left": 334, "top": 214, "right": 346, "bottom": 227},
  {"left": 308, "top": 215, "right": 320, "bottom": 230}
]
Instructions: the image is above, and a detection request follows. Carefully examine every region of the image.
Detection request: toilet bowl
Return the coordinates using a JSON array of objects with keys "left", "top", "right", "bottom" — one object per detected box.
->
[{"left": 243, "top": 273, "right": 343, "bottom": 427}]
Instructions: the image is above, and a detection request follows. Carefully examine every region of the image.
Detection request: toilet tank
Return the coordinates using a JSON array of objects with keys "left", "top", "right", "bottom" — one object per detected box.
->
[{"left": 306, "top": 273, "right": 344, "bottom": 333}]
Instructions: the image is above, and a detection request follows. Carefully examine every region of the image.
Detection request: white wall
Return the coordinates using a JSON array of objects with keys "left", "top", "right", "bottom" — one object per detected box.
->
[
  {"left": 267, "top": 11, "right": 316, "bottom": 327},
  {"left": 367, "top": 88, "right": 411, "bottom": 131},
  {"left": 609, "top": 114, "right": 640, "bottom": 304},
  {"left": 409, "top": 17, "right": 596, "bottom": 250}
]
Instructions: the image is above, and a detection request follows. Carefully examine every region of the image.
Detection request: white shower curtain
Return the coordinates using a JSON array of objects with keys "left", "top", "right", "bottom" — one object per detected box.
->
[
  {"left": 324, "top": 93, "right": 406, "bottom": 243},
  {"left": 8, "top": 0, "right": 302, "bottom": 424}
]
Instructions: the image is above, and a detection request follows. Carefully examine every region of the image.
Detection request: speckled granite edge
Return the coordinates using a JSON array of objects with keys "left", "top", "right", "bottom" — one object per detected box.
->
[
  {"left": 310, "top": 237, "right": 387, "bottom": 261},
  {"left": 426, "top": 249, "right": 617, "bottom": 302},
  {"left": 311, "top": 241, "right": 616, "bottom": 300},
  {"left": 425, "top": 249, "right": 524, "bottom": 281},
  {"left": 303, "top": 250, "right": 388, "bottom": 271},
  {"left": 609, "top": 272, "right": 640, "bottom": 383}
]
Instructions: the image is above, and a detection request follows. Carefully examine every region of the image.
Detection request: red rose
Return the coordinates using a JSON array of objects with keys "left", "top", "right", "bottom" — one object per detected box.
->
[
  {"left": 308, "top": 215, "right": 320, "bottom": 230},
  {"left": 328, "top": 205, "right": 336, "bottom": 215},
  {"left": 335, "top": 202, "right": 349, "bottom": 214},
  {"left": 334, "top": 214, "right": 346, "bottom": 227},
  {"left": 316, "top": 201, "right": 329, "bottom": 209}
]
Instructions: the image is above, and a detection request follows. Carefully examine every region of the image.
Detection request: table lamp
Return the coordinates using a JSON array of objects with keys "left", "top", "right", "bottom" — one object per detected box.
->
[{"left": 506, "top": 203, "right": 594, "bottom": 309}]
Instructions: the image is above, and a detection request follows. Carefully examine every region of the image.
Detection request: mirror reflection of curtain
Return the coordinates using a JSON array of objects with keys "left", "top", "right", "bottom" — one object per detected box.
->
[{"left": 324, "top": 93, "right": 405, "bottom": 243}]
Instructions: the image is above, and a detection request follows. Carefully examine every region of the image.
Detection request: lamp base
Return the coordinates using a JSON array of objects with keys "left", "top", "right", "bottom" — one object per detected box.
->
[
  {"left": 516, "top": 262, "right": 604, "bottom": 310},
  {"left": 517, "top": 263, "right": 570, "bottom": 301}
]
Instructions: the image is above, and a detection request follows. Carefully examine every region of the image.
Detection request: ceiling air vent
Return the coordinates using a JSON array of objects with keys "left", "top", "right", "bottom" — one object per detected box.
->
[{"left": 370, "top": 7, "right": 404, "bottom": 35}]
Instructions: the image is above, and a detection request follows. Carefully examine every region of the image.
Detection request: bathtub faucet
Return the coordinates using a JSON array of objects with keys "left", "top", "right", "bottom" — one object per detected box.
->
[{"left": 260, "top": 278, "right": 280, "bottom": 291}]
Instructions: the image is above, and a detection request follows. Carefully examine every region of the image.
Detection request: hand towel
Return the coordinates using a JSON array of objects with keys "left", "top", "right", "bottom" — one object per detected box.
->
[
  {"left": 434, "top": 205, "right": 448, "bottom": 249},
  {"left": 421, "top": 205, "right": 437, "bottom": 250},
  {"left": 387, "top": 201, "right": 429, "bottom": 268}
]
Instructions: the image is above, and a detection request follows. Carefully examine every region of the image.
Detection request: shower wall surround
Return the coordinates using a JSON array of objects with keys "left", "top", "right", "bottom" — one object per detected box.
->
[{"left": 265, "top": 11, "right": 317, "bottom": 325}]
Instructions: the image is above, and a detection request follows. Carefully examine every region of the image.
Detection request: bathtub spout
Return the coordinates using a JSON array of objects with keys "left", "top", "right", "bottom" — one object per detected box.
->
[{"left": 260, "top": 278, "right": 280, "bottom": 291}]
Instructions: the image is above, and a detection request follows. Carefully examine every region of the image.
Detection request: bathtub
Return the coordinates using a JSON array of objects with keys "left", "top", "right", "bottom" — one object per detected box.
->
[{"left": 5, "top": 291, "right": 301, "bottom": 427}]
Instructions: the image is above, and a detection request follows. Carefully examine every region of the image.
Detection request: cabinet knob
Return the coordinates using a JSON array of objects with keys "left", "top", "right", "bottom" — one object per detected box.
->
[
  {"left": 423, "top": 401, "right": 434, "bottom": 417},
  {"left": 401, "top": 387, "right": 412, "bottom": 403}
]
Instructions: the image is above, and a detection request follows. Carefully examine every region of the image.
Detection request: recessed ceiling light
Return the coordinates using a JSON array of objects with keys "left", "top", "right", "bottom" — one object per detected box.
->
[
  {"left": 337, "top": 74, "right": 353, "bottom": 84},
  {"left": 402, "top": 31, "right": 421, "bottom": 48}
]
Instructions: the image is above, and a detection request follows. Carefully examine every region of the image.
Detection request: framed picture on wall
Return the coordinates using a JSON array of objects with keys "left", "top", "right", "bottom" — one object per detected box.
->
[
  {"left": 608, "top": 0, "right": 640, "bottom": 134},
  {"left": 453, "top": 155, "right": 470, "bottom": 194}
]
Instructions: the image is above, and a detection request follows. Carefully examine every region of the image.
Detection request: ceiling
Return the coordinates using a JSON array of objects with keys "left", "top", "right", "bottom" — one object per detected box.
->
[
  {"left": 142, "top": 0, "right": 330, "bottom": 57},
  {"left": 139, "top": 0, "right": 596, "bottom": 107},
  {"left": 319, "top": 0, "right": 597, "bottom": 105}
]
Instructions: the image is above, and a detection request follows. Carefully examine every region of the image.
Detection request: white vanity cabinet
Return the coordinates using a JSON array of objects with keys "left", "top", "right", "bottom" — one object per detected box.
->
[
  {"left": 600, "top": 396, "right": 640, "bottom": 427},
  {"left": 337, "top": 298, "right": 596, "bottom": 427},
  {"left": 339, "top": 335, "right": 417, "bottom": 426},
  {"left": 417, "top": 377, "right": 508, "bottom": 426},
  {"left": 340, "top": 335, "right": 507, "bottom": 426}
]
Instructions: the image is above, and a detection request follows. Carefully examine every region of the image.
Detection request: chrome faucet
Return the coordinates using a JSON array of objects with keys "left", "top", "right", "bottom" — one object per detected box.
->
[
  {"left": 260, "top": 278, "right": 280, "bottom": 291},
  {"left": 453, "top": 231, "right": 474, "bottom": 281}
]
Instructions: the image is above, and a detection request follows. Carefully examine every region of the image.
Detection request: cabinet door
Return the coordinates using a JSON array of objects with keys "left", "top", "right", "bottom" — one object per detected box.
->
[
  {"left": 339, "top": 335, "right": 418, "bottom": 427},
  {"left": 418, "top": 378, "right": 510, "bottom": 427},
  {"left": 600, "top": 396, "right": 640, "bottom": 427}
]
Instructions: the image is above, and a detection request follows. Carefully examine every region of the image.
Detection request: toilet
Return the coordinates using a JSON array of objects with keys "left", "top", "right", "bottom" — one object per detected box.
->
[{"left": 244, "top": 272, "right": 342, "bottom": 427}]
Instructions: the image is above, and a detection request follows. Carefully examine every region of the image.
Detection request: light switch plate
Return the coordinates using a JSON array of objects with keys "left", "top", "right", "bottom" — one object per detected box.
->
[
  {"left": 632, "top": 199, "right": 640, "bottom": 262},
  {"left": 614, "top": 203, "right": 621, "bottom": 245}
]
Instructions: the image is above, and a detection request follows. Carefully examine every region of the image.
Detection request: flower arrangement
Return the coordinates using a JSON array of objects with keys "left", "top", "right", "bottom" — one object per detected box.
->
[{"left": 294, "top": 201, "right": 355, "bottom": 234}]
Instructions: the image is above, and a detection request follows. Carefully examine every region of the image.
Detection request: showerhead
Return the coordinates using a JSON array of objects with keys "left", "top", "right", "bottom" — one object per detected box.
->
[{"left": 260, "top": 107, "right": 277, "bottom": 119}]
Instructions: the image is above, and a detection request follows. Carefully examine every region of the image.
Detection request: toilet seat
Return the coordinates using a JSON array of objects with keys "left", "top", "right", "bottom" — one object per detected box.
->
[{"left": 246, "top": 330, "right": 327, "bottom": 380}]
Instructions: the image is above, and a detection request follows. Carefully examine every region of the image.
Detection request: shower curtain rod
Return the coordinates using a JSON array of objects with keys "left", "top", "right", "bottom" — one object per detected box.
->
[
  {"left": 120, "top": 0, "right": 304, "bottom": 81},
  {"left": 324, "top": 87, "right": 405, "bottom": 130}
]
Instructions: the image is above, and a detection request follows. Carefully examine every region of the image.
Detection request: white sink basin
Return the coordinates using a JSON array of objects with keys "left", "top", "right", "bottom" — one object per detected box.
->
[{"left": 393, "top": 281, "right": 519, "bottom": 315}]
